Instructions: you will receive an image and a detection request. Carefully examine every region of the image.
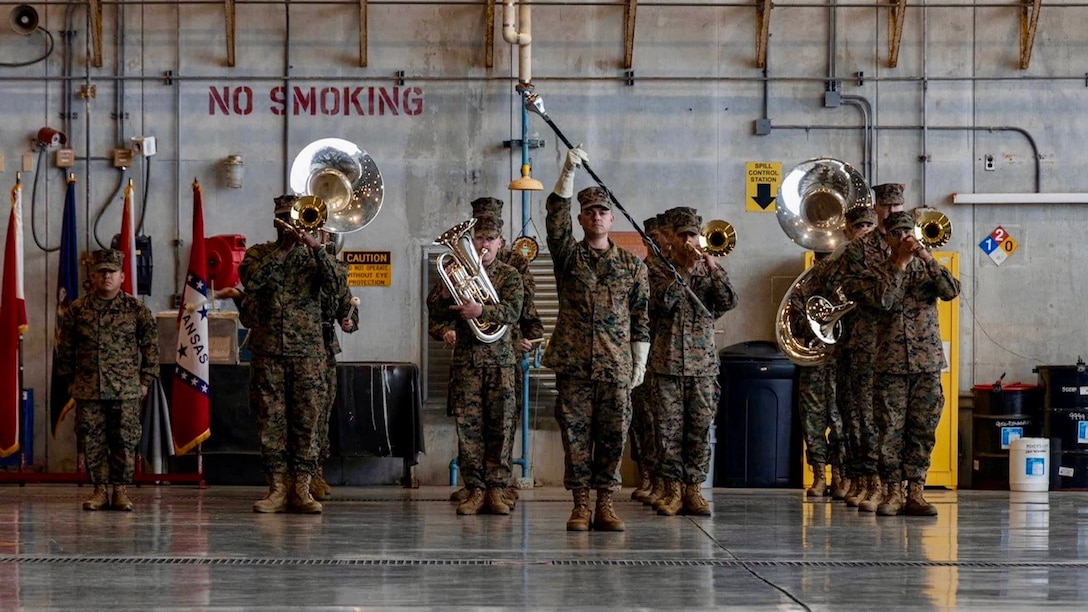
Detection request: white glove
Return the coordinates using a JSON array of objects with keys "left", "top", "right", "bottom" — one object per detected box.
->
[
  {"left": 630, "top": 341, "right": 650, "bottom": 388},
  {"left": 553, "top": 146, "right": 589, "bottom": 199}
]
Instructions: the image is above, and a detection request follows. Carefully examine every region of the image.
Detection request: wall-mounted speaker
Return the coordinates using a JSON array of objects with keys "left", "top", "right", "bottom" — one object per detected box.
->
[{"left": 8, "top": 5, "right": 39, "bottom": 36}]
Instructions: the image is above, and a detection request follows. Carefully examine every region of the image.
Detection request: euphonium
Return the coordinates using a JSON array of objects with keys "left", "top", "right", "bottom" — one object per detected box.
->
[
  {"left": 912, "top": 207, "right": 952, "bottom": 249},
  {"left": 434, "top": 218, "right": 508, "bottom": 344}
]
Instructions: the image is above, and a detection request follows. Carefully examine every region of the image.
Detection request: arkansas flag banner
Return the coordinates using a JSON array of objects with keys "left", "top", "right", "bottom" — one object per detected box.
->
[
  {"left": 1, "top": 175, "right": 28, "bottom": 458},
  {"left": 119, "top": 178, "right": 137, "bottom": 295},
  {"left": 51, "top": 173, "right": 80, "bottom": 436},
  {"left": 171, "top": 180, "right": 211, "bottom": 455}
]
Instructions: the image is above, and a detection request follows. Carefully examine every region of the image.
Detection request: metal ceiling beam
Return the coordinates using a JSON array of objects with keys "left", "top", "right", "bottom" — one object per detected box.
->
[
  {"left": 624, "top": 0, "right": 637, "bottom": 70},
  {"left": 359, "top": 0, "right": 369, "bottom": 67},
  {"left": 89, "top": 0, "right": 103, "bottom": 67},
  {"left": 485, "top": 0, "right": 495, "bottom": 69},
  {"left": 225, "top": 0, "right": 236, "bottom": 67}
]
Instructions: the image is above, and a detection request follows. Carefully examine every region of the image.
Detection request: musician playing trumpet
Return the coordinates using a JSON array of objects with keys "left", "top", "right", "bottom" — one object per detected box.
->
[
  {"left": 647, "top": 207, "right": 737, "bottom": 516},
  {"left": 427, "top": 203, "right": 524, "bottom": 516}
]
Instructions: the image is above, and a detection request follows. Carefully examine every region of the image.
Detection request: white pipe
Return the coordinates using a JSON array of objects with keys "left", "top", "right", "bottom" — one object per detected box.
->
[
  {"left": 502, "top": 0, "right": 532, "bottom": 84},
  {"left": 952, "top": 193, "right": 1088, "bottom": 205}
]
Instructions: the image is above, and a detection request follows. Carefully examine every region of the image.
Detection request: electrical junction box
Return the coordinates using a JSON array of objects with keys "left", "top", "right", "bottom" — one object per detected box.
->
[
  {"left": 131, "top": 136, "right": 156, "bottom": 157},
  {"left": 55, "top": 149, "right": 76, "bottom": 168},
  {"left": 112, "top": 148, "right": 133, "bottom": 168}
]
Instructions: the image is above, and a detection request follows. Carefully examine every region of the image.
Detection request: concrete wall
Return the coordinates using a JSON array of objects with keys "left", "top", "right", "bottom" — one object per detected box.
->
[{"left": 3, "top": 1, "right": 1087, "bottom": 481}]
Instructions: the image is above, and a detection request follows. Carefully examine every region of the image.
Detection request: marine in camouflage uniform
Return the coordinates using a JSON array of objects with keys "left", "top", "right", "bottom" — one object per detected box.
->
[
  {"left": 428, "top": 204, "right": 524, "bottom": 516},
  {"left": 55, "top": 248, "right": 159, "bottom": 512},
  {"left": 544, "top": 147, "right": 650, "bottom": 532},
  {"left": 628, "top": 215, "right": 665, "bottom": 504},
  {"left": 859, "top": 211, "right": 960, "bottom": 516},
  {"left": 647, "top": 207, "right": 737, "bottom": 516},
  {"left": 312, "top": 247, "right": 359, "bottom": 500},
  {"left": 837, "top": 183, "right": 905, "bottom": 509},
  {"left": 241, "top": 195, "right": 342, "bottom": 514}
]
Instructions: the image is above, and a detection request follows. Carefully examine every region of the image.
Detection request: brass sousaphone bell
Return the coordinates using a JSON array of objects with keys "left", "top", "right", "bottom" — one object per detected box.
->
[{"left": 288, "top": 138, "right": 384, "bottom": 236}]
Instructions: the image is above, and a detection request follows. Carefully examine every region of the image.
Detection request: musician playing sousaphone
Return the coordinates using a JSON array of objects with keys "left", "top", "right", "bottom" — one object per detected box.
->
[
  {"left": 647, "top": 206, "right": 737, "bottom": 516},
  {"left": 426, "top": 201, "right": 524, "bottom": 516}
]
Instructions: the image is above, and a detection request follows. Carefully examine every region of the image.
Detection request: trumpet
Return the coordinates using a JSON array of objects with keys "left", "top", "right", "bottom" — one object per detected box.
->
[
  {"left": 912, "top": 207, "right": 952, "bottom": 249},
  {"left": 699, "top": 219, "right": 736, "bottom": 257},
  {"left": 274, "top": 195, "right": 328, "bottom": 237}
]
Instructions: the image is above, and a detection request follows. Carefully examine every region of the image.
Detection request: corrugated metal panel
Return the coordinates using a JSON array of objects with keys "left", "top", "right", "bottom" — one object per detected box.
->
[{"left": 423, "top": 252, "right": 558, "bottom": 413}]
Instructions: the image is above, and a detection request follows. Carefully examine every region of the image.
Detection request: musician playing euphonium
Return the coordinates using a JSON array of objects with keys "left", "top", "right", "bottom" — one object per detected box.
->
[
  {"left": 427, "top": 201, "right": 524, "bottom": 516},
  {"left": 647, "top": 206, "right": 737, "bottom": 516}
]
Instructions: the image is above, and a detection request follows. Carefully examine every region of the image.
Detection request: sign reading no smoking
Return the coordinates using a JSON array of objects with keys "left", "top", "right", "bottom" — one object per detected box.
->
[{"left": 978, "top": 225, "right": 1019, "bottom": 265}]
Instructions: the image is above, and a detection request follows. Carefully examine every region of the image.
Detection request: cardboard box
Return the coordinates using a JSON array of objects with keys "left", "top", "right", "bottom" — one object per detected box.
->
[{"left": 157, "top": 310, "right": 240, "bottom": 364}]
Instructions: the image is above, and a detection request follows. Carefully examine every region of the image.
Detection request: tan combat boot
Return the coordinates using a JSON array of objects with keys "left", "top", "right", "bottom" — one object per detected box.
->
[
  {"left": 82, "top": 485, "right": 110, "bottom": 511},
  {"left": 592, "top": 489, "right": 625, "bottom": 531},
  {"left": 310, "top": 473, "right": 331, "bottom": 501},
  {"left": 877, "top": 480, "right": 905, "bottom": 516},
  {"left": 644, "top": 477, "right": 665, "bottom": 507},
  {"left": 844, "top": 475, "right": 870, "bottom": 507},
  {"left": 806, "top": 464, "right": 828, "bottom": 497},
  {"left": 502, "top": 487, "right": 519, "bottom": 510},
  {"left": 631, "top": 466, "right": 653, "bottom": 502},
  {"left": 487, "top": 488, "right": 510, "bottom": 515},
  {"left": 830, "top": 467, "right": 849, "bottom": 500},
  {"left": 253, "top": 473, "right": 289, "bottom": 513},
  {"left": 112, "top": 485, "right": 134, "bottom": 511},
  {"left": 682, "top": 483, "right": 712, "bottom": 516},
  {"left": 449, "top": 487, "right": 470, "bottom": 502},
  {"left": 858, "top": 476, "right": 885, "bottom": 512},
  {"left": 656, "top": 480, "right": 683, "bottom": 516},
  {"left": 566, "top": 488, "right": 591, "bottom": 531},
  {"left": 291, "top": 474, "right": 323, "bottom": 514},
  {"left": 457, "top": 488, "right": 486, "bottom": 516},
  {"left": 904, "top": 481, "right": 938, "bottom": 516}
]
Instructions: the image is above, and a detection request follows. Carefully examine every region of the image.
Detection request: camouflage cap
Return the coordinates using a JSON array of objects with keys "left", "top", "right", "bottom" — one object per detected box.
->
[
  {"left": 577, "top": 186, "right": 611, "bottom": 211},
  {"left": 873, "top": 183, "right": 905, "bottom": 207},
  {"left": 655, "top": 213, "right": 671, "bottom": 233},
  {"left": 845, "top": 206, "right": 877, "bottom": 226},
  {"left": 470, "top": 197, "right": 504, "bottom": 219},
  {"left": 883, "top": 211, "right": 915, "bottom": 232},
  {"left": 643, "top": 216, "right": 659, "bottom": 233},
  {"left": 91, "top": 248, "right": 124, "bottom": 272},
  {"left": 274, "top": 193, "right": 297, "bottom": 215},
  {"left": 473, "top": 214, "right": 503, "bottom": 235},
  {"left": 666, "top": 206, "right": 702, "bottom": 235}
]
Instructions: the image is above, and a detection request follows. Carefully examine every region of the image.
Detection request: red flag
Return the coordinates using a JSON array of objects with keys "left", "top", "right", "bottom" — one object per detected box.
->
[
  {"left": 171, "top": 180, "right": 211, "bottom": 455},
  {"left": 119, "top": 179, "right": 137, "bottom": 295},
  {"left": 1, "top": 176, "right": 28, "bottom": 458}
]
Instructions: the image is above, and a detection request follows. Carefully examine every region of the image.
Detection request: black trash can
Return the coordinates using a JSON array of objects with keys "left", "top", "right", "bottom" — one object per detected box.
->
[
  {"left": 715, "top": 340, "right": 800, "bottom": 487},
  {"left": 970, "top": 381, "right": 1044, "bottom": 489}
]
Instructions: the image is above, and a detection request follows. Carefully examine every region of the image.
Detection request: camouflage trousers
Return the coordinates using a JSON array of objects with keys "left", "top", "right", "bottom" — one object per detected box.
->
[
  {"left": 451, "top": 364, "right": 517, "bottom": 489},
  {"left": 653, "top": 374, "right": 719, "bottom": 485},
  {"left": 76, "top": 399, "right": 142, "bottom": 484},
  {"left": 249, "top": 354, "right": 328, "bottom": 478},
  {"left": 874, "top": 372, "right": 944, "bottom": 483},
  {"left": 500, "top": 358, "right": 529, "bottom": 486},
  {"left": 314, "top": 353, "right": 338, "bottom": 467},
  {"left": 838, "top": 350, "right": 880, "bottom": 477},
  {"left": 798, "top": 362, "right": 844, "bottom": 468},
  {"left": 554, "top": 374, "right": 631, "bottom": 490},
  {"left": 628, "top": 373, "right": 658, "bottom": 471}
]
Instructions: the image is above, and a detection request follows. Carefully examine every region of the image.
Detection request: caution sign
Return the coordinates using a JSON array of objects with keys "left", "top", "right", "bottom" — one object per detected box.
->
[
  {"left": 343, "top": 250, "right": 392, "bottom": 287},
  {"left": 978, "top": 226, "right": 1019, "bottom": 266},
  {"left": 746, "top": 161, "right": 781, "bottom": 212}
]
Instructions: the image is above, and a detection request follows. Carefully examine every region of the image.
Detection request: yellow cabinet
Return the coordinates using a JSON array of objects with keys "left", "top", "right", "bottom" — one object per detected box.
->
[{"left": 801, "top": 252, "right": 959, "bottom": 489}]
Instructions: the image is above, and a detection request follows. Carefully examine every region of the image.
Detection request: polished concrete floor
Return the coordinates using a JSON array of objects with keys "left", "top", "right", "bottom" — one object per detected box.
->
[{"left": 1, "top": 485, "right": 1086, "bottom": 610}]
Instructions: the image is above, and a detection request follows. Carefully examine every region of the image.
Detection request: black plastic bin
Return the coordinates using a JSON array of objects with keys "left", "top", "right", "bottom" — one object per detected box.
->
[{"left": 715, "top": 341, "right": 800, "bottom": 487}]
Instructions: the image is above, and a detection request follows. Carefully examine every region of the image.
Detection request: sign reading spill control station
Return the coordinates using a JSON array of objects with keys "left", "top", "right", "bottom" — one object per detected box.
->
[{"left": 343, "top": 250, "right": 392, "bottom": 287}]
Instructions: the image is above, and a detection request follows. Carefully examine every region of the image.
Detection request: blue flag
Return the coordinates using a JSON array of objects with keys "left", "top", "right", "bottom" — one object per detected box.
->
[{"left": 50, "top": 173, "right": 79, "bottom": 437}]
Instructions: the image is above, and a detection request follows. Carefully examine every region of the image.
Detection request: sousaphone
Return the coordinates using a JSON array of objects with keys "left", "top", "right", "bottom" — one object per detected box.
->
[{"left": 289, "top": 138, "right": 384, "bottom": 235}]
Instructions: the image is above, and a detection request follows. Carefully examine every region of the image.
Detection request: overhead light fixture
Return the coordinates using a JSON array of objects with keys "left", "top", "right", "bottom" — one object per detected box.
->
[
  {"left": 509, "top": 163, "right": 543, "bottom": 191},
  {"left": 952, "top": 193, "right": 1088, "bottom": 205}
]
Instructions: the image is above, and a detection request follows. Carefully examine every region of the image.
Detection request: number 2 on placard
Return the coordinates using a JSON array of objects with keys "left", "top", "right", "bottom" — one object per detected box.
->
[{"left": 992, "top": 227, "right": 1007, "bottom": 242}]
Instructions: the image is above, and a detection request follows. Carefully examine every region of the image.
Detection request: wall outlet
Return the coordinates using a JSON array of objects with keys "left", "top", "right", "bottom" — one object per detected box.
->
[
  {"left": 984, "top": 154, "right": 995, "bottom": 171},
  {"left": 55, "top": 148, "right": 76, "bottom": 168},
  {"left": 112, "top": 148, "right": 133, "bottom": 168},
  {"left": 22, "top": 152, "right": 35, "bottom": 172},
  {"left": 131, "top": 136, "right": 156, "bottom": 157}
]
